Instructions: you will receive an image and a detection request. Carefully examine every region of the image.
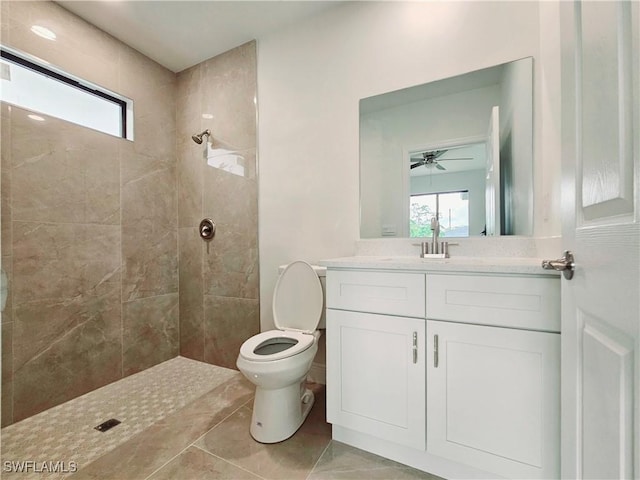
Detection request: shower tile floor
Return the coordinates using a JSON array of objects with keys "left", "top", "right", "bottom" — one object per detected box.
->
[{"left": 1, "top": 357, "right": 440, "bottom": 480}]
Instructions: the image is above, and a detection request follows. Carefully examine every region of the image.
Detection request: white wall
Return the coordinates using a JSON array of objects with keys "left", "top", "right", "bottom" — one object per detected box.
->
[
  {"left": 536, "top": 1, "right": 563, "bottom": 238},
  {"left": 257, "top": 1, "right": 557, "bottom": 330}
]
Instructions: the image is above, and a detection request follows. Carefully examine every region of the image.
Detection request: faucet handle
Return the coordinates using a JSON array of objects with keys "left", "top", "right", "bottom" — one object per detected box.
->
[
  {"left": 412, "top": 242, "right": 429, "bottom": 256},
  {"left": 440, "top": 241, "right": 460, "bottom": 257}
]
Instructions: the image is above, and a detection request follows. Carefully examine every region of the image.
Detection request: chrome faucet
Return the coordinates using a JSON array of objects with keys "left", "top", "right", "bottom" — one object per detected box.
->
[
  {"left": 430, "top": 216, "right": 440, "bottom": 254},
  {"left": 414, "top": 216, "right": 456, "bottom": 258}
]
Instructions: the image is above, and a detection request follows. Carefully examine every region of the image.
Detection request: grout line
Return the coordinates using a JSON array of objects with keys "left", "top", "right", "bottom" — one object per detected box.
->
[
  {"left": 9, "top": 220, "right": 124, "bottom": 226},
  {"left": 119, "top": 139, "right": 124, "bottom": 380},
  {"left": 188, "top": 398, "right": 252, "bottom": 448},
  {"left": 143, "top": 397, "right": 253, "bottom": 480},
  {"left": 305, "top": 439, "right": 332, "bottom": 480},
  {"left": 142, "top": 444, "right": 189, "bottom": 480},
  {"left": 175, "top": 145, "right": 180, "bottom": 359},
  {"left": 192, "top": 444, "right": 268, "bottom": 480},
  {"left": 8, "top": 111, "right": 15, "bottom": 427},
  {"left": 200, "top": 65, "right": 207, "bottom": 362}
]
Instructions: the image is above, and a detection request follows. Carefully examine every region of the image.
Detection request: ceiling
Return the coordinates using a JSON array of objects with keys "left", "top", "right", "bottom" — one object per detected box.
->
[
  {"left": 360, "top": 63, "right": 504, "bottom": 115},
  {"left": 55, "top": 1, "right": 342, "bottom": 73}
]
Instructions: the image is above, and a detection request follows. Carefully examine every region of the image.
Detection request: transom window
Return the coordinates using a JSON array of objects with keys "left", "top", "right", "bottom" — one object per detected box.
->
[{"left": 0, "top": 46, "right": 132, "bottom": 139}]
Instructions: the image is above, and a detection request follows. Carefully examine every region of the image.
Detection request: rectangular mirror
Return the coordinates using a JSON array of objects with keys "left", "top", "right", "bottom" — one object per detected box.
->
[{"left": 360, "top": 57, "right": 533, "bottom": 238}]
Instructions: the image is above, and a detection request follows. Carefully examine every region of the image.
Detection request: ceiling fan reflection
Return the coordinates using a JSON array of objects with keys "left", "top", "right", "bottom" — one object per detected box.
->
[{"left": 410, "top": 149, "right": 472, "bottom": 171}]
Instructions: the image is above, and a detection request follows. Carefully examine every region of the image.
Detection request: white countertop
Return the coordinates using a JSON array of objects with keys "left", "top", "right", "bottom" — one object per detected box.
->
[{"left": 318, "top": 255, "right": 560, "bottom": 276}]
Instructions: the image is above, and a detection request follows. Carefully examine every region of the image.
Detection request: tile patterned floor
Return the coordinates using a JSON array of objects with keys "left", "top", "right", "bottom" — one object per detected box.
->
[
  {"left": 1, "top": 357, "right": 440, "bottom": 480},
  {"left": 1, "top": 357, "right": 236, "bottom": 479}
]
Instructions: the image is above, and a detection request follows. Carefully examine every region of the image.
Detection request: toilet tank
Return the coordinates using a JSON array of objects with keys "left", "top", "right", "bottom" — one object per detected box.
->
[{"left": 278, "top": 263, "right": 326, "bottom": 329}]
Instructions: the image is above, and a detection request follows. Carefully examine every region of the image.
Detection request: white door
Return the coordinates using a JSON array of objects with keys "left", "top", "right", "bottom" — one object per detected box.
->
[
  {"left": 559, "top": 2, "right": 639, "bottom": 478},
  {"left": 485, "top": 106, "right": 500, "bottom": 235}
]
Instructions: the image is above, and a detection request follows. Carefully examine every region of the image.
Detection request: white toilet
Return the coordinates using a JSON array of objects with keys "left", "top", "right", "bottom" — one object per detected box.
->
[{"left": 236, "top": 260, "right": 326, "bottom": 443}]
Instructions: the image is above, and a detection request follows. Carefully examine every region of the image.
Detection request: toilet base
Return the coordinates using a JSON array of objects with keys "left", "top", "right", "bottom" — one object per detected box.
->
[{"left": 249, "top": 382, "right": 315, "bottom": 443}]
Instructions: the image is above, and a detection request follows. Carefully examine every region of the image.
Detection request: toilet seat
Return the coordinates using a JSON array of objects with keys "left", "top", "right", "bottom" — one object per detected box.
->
[
  {"left": 239, "top": 261, "right": 324, "bottom": 363},
  {"left": 239, "top": 330, "right": 314, "bottom": 362}
]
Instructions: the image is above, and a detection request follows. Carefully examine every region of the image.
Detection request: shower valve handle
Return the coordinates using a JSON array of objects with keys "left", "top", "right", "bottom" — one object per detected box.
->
[{"left": 199, "top": 218, "right": 216, "bottom": 240}]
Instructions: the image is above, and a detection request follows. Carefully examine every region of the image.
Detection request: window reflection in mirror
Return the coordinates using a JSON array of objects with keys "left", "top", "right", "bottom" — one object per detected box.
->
[
  {"left": 410, "top": 191, "right": 470, "bottom": 238},
  {"left": 360, "top": 57, "right": 533, "bottom": 238}
]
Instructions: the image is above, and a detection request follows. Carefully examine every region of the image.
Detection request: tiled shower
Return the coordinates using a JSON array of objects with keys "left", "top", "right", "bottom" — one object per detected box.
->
[
  {"left": 176, "top": 43, "right": 260, "bottom": 369},
  {"left": 0, "top": 1, "right": 259, "bottom": 427}
]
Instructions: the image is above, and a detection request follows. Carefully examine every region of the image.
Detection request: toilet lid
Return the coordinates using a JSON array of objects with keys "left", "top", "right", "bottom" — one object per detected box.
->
[{"left": 273, "top": 261, "right": 323, "bottom": 334}]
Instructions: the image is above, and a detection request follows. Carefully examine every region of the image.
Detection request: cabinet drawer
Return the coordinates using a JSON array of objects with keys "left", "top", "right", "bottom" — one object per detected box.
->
[
  {"left": 326, "top": 270, "right": 425, "bottom": 318},
  {"left": 426, "top": 274, "right": 560, "bottom": 332}
]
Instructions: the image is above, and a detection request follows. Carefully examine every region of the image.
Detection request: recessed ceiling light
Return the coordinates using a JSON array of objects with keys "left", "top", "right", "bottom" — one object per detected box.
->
[
  {"left": 30, "top": 25, "right": 57, "bottom": 41},
  {"left": 28, "top": 114, "right": 45, "bottom": 121},
  {"left": 201, "top": 113, "right": 214, "bottom": 119}
]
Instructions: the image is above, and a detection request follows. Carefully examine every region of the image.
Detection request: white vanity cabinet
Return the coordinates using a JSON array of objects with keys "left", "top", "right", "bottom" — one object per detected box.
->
[
  {"left": 326, "top": 270, "right": 426, "bottom": 449},
  {"left": 324, "top": 264, "right": 561, "bottom": 480}
]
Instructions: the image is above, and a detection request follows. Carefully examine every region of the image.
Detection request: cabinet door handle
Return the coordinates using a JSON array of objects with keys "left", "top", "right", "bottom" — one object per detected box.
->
[
  {"left": 434, "top": 334, "right": 439, "bottom": 368},
  {"left": 412, "top": 331, "right": 418, "bottom": 364}
]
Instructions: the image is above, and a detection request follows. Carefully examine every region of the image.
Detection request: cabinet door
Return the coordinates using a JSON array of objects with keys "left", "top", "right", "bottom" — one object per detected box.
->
[
  {"left": 327, "top": 309, "right": 426, "bottom": 449},
  {"left": 427, "top": 320, "right": 560, "bottom": 479}
]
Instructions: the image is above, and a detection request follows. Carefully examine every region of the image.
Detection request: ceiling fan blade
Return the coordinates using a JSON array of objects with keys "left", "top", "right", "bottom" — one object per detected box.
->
[
  {"left": 439, "top": 156, "right": 473, "bottom": 161},
  {"left": 412, "top": 150, "right": 447, "bottom": 160},
  {"left": 410, "top": 161, "right": 425, "bottom": 169},
  {"left": 436, "top": 163, "right": 446, "bottom": 171}
]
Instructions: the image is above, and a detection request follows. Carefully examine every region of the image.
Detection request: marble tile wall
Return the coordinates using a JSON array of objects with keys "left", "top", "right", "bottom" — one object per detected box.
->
[
  {"left": 177, "top": 41, "right": 260, "bottom": 368},
  {"left": 1, "top": 1, "right": 178, "bottom": 426},
  {"left": 1, "top": 2, "right": 259, "bottom": 427}
]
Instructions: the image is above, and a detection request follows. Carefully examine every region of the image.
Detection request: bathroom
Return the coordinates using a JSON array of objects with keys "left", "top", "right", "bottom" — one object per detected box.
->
[{"left": 1, "top": 1, "right": 638, "bottom": 479}]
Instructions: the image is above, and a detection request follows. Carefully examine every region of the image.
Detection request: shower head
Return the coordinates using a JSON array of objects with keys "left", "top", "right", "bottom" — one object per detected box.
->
[{"left": 192, "top": 129, "right": 211, "bottom": 144}]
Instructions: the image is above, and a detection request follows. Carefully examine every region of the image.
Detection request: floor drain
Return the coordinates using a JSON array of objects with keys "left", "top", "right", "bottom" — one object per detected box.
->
[{"left": 94, "top": 418, "right": 121, "bottom": 432}]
